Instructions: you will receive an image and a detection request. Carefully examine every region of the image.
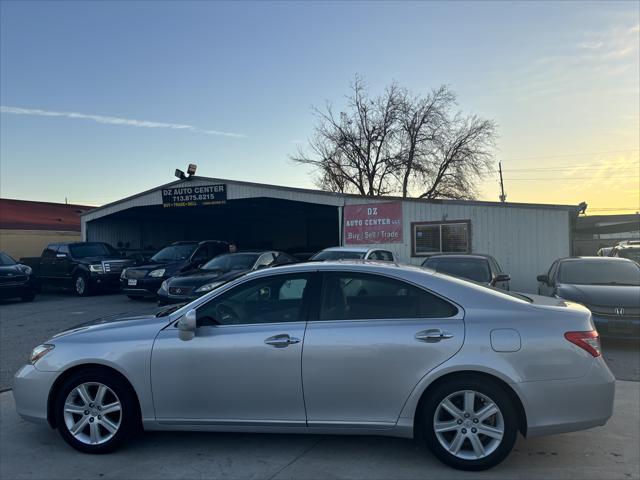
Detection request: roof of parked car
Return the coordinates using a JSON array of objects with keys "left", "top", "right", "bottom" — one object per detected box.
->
[
  {"left": 424, "top": 254, "right": 492, "bottom": 261},
  {"left": 320, "top": 246, "right": 374, "bottom": 253}
]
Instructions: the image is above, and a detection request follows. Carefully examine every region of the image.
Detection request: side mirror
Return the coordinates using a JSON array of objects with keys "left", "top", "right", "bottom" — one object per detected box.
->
[
  {"left": 178, "top": 309, "right": 197, "bottom": 341},
  {"left": 536, "top": 274, "right": 549, "bottom": 284},
  {"left": 495, "top": 274, "right": 511, "bottom": 282}
]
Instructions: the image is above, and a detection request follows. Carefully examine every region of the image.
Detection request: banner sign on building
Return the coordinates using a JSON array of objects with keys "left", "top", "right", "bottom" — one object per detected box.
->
[
  {"left": 162, "top": 184, "right": 227, "bottom": 208},
  {"left": 344, "top": 202, "right": 403, "bottom": 244}
]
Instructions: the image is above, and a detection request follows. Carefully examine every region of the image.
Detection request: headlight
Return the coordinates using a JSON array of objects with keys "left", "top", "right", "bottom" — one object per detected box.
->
[
  {"left": 29, "top": 344, "right": 55, "bottom": 364},
  {"left": 120, "top": 268, "right": 128, "bottom": 279},
  {"left": 89, "top": 264, "right": 104, "bottom": 273},
  {"left": 20, "top": 265, "right": 32, "bottom": 276},
  {"left": 196, "top": 281, "right": 224, "bottom": 293},
  {"left": 160, "top": 280, "right": 168, "bottom": 291},
  {"left": 149, "top": 269, "right": 166, "bottom": 278}
]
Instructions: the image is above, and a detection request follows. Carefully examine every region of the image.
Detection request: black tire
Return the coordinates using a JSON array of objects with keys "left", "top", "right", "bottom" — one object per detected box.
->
[
  {"left": 127, "top": 295, "right": 143, "bottom": 300},
  {"left": 420, "top": 376, "right": 518, "bottom": 471},
  {"left": 73, "top": 273, "right": 91, "bottom": 297},
  {"left": 53, "top": 368, "right": 139, "bottom": 453}
]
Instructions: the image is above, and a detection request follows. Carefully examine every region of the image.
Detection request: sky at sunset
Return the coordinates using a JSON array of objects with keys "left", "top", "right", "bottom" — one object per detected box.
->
[{"left": 1, "top": 1, "right": 638, "bottom": 214}]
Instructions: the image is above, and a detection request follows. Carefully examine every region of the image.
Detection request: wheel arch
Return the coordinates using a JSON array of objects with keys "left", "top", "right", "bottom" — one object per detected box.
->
[
  {"left": 47, "top": 363, "right": 142, "bottom": 430},
  {"left": 411, "top": 370, "right": 528, "bottom": 438}
]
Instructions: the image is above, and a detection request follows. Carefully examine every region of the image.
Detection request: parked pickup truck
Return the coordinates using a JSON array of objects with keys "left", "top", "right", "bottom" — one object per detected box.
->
[{"left": 20, "top": 242, "right": 134, "bottom": 296}]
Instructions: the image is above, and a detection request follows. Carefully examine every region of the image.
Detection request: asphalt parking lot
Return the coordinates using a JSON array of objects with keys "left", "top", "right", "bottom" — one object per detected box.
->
[{"left": 0, "top": 291, "right": 639, "bottom": 479}]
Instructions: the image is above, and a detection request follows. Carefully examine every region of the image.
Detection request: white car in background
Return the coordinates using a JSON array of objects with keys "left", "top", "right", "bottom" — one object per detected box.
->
[{"left": 310, "top": 246, "right": 397, "bottom": 262}]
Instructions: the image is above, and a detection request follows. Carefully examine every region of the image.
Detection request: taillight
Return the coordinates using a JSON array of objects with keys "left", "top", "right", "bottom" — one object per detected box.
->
[{"left": 564, "top": 331, "right": 601, "bottom": 357}]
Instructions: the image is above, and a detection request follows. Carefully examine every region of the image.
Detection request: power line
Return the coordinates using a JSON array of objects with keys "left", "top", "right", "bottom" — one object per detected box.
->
[
  {"left": 502, "top": 148, "right": 640, "bottom": 163},
  {"left": 504, "top": 176, "right": 635, "bottom": 180},
  {"left": 503, "top": 164, "right": 639, "bottom": 172}
]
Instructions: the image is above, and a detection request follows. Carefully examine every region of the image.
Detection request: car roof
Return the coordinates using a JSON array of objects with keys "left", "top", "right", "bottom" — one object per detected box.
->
[
  {"left": 560, "top": 256, "right": 636, "bottom": 262},
  {"left": 320, "top": 246, "right": 373, "bottom": 253},
  {"left": 424, "top": 254, "right": 491, "bottom": 261}
]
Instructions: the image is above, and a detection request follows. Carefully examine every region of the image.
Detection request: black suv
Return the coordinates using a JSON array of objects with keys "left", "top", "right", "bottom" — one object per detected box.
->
[{"left": 121, "top": 240, "right": 229, "bottom": 299}]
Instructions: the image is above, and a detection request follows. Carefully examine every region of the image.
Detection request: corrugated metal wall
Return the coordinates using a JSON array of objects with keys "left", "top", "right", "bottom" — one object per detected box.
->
[
  {"left": 83, "top": 178, "right": 572, "bottom": 293},
  {"left": 343, "top": 197, "right": 570, "bottom": 293}
]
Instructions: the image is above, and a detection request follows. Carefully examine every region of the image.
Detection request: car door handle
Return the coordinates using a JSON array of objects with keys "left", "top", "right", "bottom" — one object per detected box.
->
[
  {"left": 415, "top": 329, "right": 454, "bottom": 343},
  {"left": 264, "top": 334, "right": 301, "bottom": 348}
]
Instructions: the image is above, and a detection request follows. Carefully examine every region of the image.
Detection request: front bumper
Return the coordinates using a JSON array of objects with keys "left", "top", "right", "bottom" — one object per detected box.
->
[
  {"left": 592, "top": 313, "right": 640, "bottom": 340},
  {"left": 0, "top": 281, "right": 35, "bottom": 299},
  {"left": 89, "top": 273, "right": 121, "bottom": 290},
  {"left": 13, "top": 364, "right": 59, "bottom": 427},
  {"left": 157, "top": 288, "right": 202, "bottom": 304},
  {"left": 121, "top": 277, "right": 164, "bottom": 297},
  {"left": 519, "top": 356, "right": 615, "bottom": 438}
]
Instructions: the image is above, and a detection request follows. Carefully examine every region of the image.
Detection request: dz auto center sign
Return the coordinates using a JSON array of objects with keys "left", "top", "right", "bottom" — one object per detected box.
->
[
  {"left": 344, "top": 202, "right": 403, "bottom": 244},
  {"left": 162, "top": 184, "right": 227, "bottom": 208}
]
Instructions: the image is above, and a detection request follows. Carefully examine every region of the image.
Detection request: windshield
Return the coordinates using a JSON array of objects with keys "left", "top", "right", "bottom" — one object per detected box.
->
[
  {"left": 559, "top": 260, "right": 640, "bottom": 286},
  {"left": 151, "top": 244, "right": 197, "bottom": 262},
  {"left": 423, "top": 257, "right": 491, "bottom": 283},
  {"left": 69, "top": 243, "right": 117, "bottom": 258},
  {"left": 0, "top": 252, "right": 17, "bottom": 265},
  {"left": 311, "top": 250, "right": 366, "bottom": 261},
  {"left": 202, "top": 253, "right": 259, "bottom": 271}
]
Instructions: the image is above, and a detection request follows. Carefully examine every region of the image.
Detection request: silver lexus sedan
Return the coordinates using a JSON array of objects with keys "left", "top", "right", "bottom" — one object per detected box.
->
[{"left": 13, "top": 261, "right": 615, "bottom": 471}]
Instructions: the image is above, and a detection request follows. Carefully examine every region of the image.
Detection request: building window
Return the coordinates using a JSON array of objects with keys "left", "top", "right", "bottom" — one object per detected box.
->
[{"left": 412, "top": 221, "right": 470, "bottom": 256}]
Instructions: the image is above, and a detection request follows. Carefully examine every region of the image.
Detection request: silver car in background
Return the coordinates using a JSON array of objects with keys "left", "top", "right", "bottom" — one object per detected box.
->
[{"left": 14, "top": 261, "right": 614, "bottom": 471}]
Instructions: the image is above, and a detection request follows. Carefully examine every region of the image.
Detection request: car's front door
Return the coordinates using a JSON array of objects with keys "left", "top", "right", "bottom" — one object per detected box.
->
[
  {"left": 302, "top": 271, "right": 464, "bottom": 427},
  {"left": 151, "top": 272, "right": 315, "bottom": 424}
]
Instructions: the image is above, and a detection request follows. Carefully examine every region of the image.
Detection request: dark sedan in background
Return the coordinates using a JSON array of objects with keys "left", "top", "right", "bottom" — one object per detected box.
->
[
  {"left": 157, "top": 251, "right": 298, "bottom": 304},
  {"left": 121, "top": 240, "right": 228, "bottom": 299},
  {"left": 422, "top": 254, "right": 511, "bottom": 290},
  {"left": 0, "top": 251, "right": 36, "bottom": 302},
  {"left": 537, "top": 257, "right": 640, "bottom": 339}
]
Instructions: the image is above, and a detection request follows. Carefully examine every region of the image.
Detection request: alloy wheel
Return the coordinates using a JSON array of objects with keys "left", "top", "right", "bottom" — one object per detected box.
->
[
  {"left": 75, "top": 276, "right": 86, "bottom": 295},
  {"left": 63, "top": 382, "right": 122, "bottom": 445},
  {"left": 433, "top": 389, "right": 504, "bottom": 460}
]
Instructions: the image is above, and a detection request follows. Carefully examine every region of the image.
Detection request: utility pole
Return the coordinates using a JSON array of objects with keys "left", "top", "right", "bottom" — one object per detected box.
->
[{"left": 498, "top": 162, "right": 507, "bottom": 203}]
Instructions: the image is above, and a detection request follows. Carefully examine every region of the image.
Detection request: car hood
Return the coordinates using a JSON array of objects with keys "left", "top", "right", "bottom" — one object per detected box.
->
[
  {"left": 77, "top": 256, "right": 130, "bottom": 264},
  {"left": 167, "top": 268, "right": 249, "bottom": 287},
  {"left": 51, "top": 313, "right": 170, "bottom": 340},
  {"left": 556, "top": 283, "right": 640, "bottom": 308}
]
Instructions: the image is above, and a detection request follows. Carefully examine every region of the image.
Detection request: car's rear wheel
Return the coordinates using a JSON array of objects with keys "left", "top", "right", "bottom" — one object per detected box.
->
[
  {"left": 420, "top": 377, "right": 518, "bottom": 471},
  {"left": 54, "top": 369, "right": 138, "bottom": 453}
]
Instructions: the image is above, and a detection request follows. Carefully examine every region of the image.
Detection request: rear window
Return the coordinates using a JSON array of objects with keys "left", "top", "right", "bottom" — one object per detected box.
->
[{"left": 423, "top": 257, "right": 491, "bottom": 283}]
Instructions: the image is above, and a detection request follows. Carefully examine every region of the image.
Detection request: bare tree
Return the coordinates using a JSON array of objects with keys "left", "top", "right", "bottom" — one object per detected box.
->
[{"left": 292, "top": 76, "right": 496, "bottom": 199}]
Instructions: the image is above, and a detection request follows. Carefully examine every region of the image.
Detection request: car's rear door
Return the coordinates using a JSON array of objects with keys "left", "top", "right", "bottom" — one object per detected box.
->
[
  {"left": 151, "top": 272, "right": 316, "bottom": 424},
  {"left": 302, "top": 270, "right": 464, "bottom": 427}
]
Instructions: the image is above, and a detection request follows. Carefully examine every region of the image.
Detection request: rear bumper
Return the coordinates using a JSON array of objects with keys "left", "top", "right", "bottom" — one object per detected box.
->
[
  {"left": 592, "top": 314, "right": 640, "bottom": 340},
  {"left": 13, "top": 365, "right": 58, "bottom": 427},
  {"left": 519, "top": 356, "right": 615, "bottom": 437}
]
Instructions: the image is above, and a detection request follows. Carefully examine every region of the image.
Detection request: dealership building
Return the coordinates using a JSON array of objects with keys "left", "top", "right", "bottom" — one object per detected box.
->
[{"left": 81, "top": 176, "right": 579, "bottom": 293}]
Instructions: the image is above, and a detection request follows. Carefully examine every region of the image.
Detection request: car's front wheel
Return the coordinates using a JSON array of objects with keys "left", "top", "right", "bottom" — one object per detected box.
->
[
  {"left": 73, "top": 273, "right": 91, "bottom": 296},
  {"left": 420, "top": 377, "right": 518, "bottom": 471},
  {"left": 54, "top": 369, "right": 138, "bottom": 453}
]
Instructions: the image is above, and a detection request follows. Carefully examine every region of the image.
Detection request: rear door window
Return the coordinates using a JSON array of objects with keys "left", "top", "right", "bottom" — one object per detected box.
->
[{"left": 319, "top": 272, "right": 457, "bottom": 321}]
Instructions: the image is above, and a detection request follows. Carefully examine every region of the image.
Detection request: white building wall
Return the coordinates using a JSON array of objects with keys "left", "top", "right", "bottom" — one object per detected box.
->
[{"left": 343, "top": 197, "right": 571, "bottom": 293}]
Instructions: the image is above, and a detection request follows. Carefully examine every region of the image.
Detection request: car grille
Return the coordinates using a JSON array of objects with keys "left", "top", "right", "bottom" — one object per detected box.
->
[
  {"left": 124, "top": 269, "right": 148, "bottom": 279},
  {"left": 169, "top": 286, "right": 194, "bottom": 296},
  {"left": 103, "top": 260, "right": 131, "bottom": 274}
]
